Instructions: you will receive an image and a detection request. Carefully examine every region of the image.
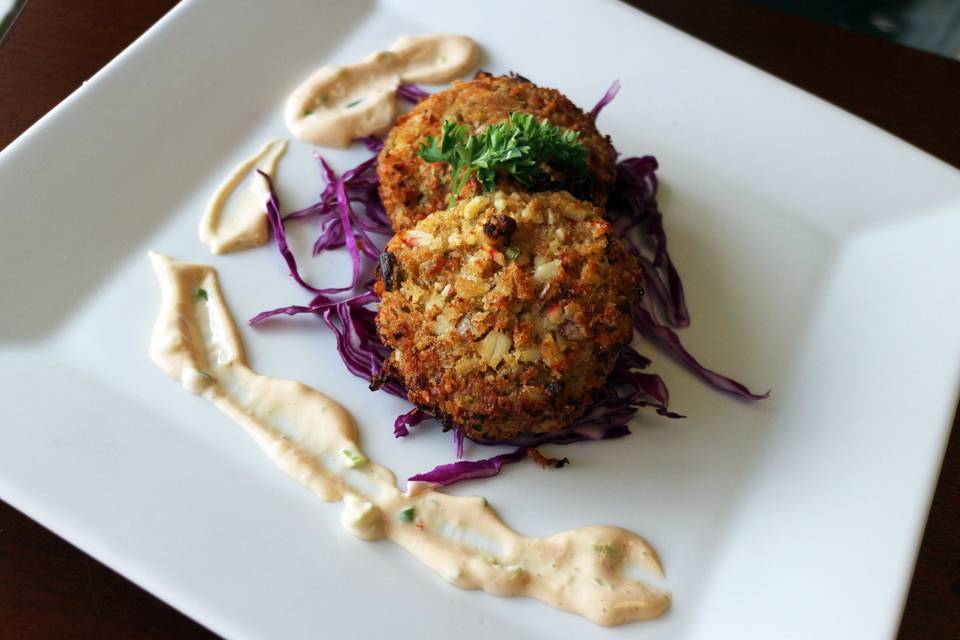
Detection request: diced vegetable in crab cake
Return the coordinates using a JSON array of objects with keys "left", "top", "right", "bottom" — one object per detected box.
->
[
  {"left": 373, "top": 191, "right": 642, "bottom": 441},
  {"left": 378, "top": 72, "right": 617, "bottom": 231}
]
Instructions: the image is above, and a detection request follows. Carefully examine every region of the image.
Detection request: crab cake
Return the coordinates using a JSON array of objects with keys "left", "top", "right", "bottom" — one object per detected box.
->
[
  {"left": 373, "top": 191, "right": 641, "bottom": 441},
  {"left": 378, "top": 72, "right": 617, "bottom": 232}
]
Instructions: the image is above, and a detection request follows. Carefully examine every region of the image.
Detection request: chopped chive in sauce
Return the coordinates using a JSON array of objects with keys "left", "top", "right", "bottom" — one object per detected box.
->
[
  {"left": 398, "top": 506, "right": 416, "bottom": 522},
  {"left": 196, "top": 288, "right": 208, "bottom": 301},
  {"left": 505, "top": 246, "right": 520, "bottom": 260},
  {"left": 340, "top": 447, "right": 368, "bottom": 468},
  {"left": 304, "top": 96, "right": 327, "bottom": 116},
  {"left": 345, "top": 98, "right": 363, "bottom": 109},
  {"left": 592, "top": 543, "right": 619, "bottom": 558}
]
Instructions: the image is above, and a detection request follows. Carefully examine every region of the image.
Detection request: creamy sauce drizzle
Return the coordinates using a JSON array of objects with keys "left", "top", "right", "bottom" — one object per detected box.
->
[
  {"left": 148, "top": 253, "right": 670, "bottom": 626},
  {"left": 199, "top": 139, "right": 287, "bottom": 255},
  {"left": 285, "top": 34, "right": 479, "bottom": 147}
]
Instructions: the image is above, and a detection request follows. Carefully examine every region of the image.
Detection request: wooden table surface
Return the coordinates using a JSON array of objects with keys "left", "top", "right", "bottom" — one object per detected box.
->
[{"left": 1, "top": 0, "right": 958, "bottom": 637}]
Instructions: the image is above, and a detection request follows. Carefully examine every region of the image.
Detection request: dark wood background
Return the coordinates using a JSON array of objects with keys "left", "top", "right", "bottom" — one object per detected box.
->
[{"left": 1, "top": 0, "right": 957, "bottom": 637}]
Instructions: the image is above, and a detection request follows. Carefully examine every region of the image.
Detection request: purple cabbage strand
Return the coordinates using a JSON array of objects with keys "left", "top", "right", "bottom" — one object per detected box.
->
[
  {"left": 589, "top": 79, "right": 621, "bottom": 120},
  {"left": 396, "top": 83, "right": 431, "bottom": 104},
  {"left": 408, "top": 447, "right": 528, "bottom": 487}
]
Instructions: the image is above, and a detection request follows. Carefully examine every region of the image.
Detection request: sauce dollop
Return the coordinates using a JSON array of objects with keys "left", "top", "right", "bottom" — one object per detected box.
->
[
  {"left": 148, "top": 253, "right": 670, "bottom": 626},
  {"left": 198, "top": 139, "right": 287, "bottom": 255},
  {"left": 284, "top": 35, "right": 479, "bottom": 147}
]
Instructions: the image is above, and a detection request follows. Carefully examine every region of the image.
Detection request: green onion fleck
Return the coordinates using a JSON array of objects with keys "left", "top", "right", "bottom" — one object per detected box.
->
[
  {"left": 340, "top": 447, "right": 368, "bottom": 468},
  {"left": 345, "top": 98, "right": 363, "bottom": 109},
  {"left": 592, "top": 543, "right": 619, "bottom": 558},
  {"left": 303, "top": 109, "right": 314, "bottom": 116},
  {"left": 480, "top": 497, "right": 488, "bottom": 507},
  {"left": 505, "top": 246, "right": 520, "bottom": 260},
  {"left": 398, "top": 506, "right": 416, "bottom": 522},
  {"left": 196, "top": 288, "right": 208, "bottom": 301}
]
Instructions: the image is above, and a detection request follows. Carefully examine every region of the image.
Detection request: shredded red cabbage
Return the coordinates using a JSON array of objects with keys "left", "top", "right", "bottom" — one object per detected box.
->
[
  {"left": 408, "top": 446, "right": 527, "bottom": 486},
  {"left": 396, "top": 83, "right": 430, "bottom": 104},
  {"left": 285, "top": 154, "right": 390, "bottom": 259},
  {"left": 394, "top": 407, "right": 428, "bottom": 437},
  {"left": 358, "top": 136, "right": 384, "bottom": 153},
  {"left": 259, "top": 170, "right": 354, "bottom": 294},
  {"left": 250, "top": 286, "right": 406, "bottom": 398},
  {"left": 249, "top": 167, "right": 401, "bottom": 396},
  {"left": 606, "top": 157, "right": 768, "bottom": 399},
  {"left": 258, "top": 152, "right": 390, "bottom": 295},
  {"left": 589, "top": 79, "right": 621, "bottom": 120},
  {"left": 634, "top": 306, "right": 770, "bottom": 400},
  {"left": 593, "top": 82, "right": 766, "bottom": 399},
  {"left": 607, "top": 156, "right": 689, "bottom": 327}
]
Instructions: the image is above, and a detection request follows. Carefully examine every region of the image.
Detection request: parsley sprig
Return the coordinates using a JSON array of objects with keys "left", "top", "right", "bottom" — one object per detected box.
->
[{"left": 418, "top": 112, "right": 588, "bottom": 207}]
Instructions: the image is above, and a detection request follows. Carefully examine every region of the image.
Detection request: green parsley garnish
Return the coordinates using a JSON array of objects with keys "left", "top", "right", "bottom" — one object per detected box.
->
[
  {"left": 303, "top": 109, "right": 314, "bottom": 116},
  {"left": 196, "top": 288, "right": 208, "bottom": 301},
  {"left": 345, "top": 98, "right": 363, "bottom": 109},
  {"left": 398, "top": 506, "right": 416, "bottom": 522},
  {"left": 417, "top": 112, "right": 588, "bottom": 207},
  {"left": 505, "top": 246, "right": 520, "bottom": 260}
]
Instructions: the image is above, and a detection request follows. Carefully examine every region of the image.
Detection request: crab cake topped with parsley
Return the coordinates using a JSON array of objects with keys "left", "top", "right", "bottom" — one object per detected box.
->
[
  {"left": 373, "top": 191, "right": 641, "bottom": 441},
  {"left": 378, "top": 72, "right": 616, "bottom": 232}
]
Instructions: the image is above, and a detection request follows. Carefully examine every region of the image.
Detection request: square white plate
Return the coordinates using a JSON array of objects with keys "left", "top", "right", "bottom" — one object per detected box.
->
[{"left": 2, "top": 1, "right": 960, "bottom": 638}]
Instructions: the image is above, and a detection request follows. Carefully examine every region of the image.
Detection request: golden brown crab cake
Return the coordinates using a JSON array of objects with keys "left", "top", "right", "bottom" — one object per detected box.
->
[
  {"left": 378, "top": 72, "right": 616, "bottom": 232},
  {"left": 373, "top": 191, "right": 641, "bottom": 441}
]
